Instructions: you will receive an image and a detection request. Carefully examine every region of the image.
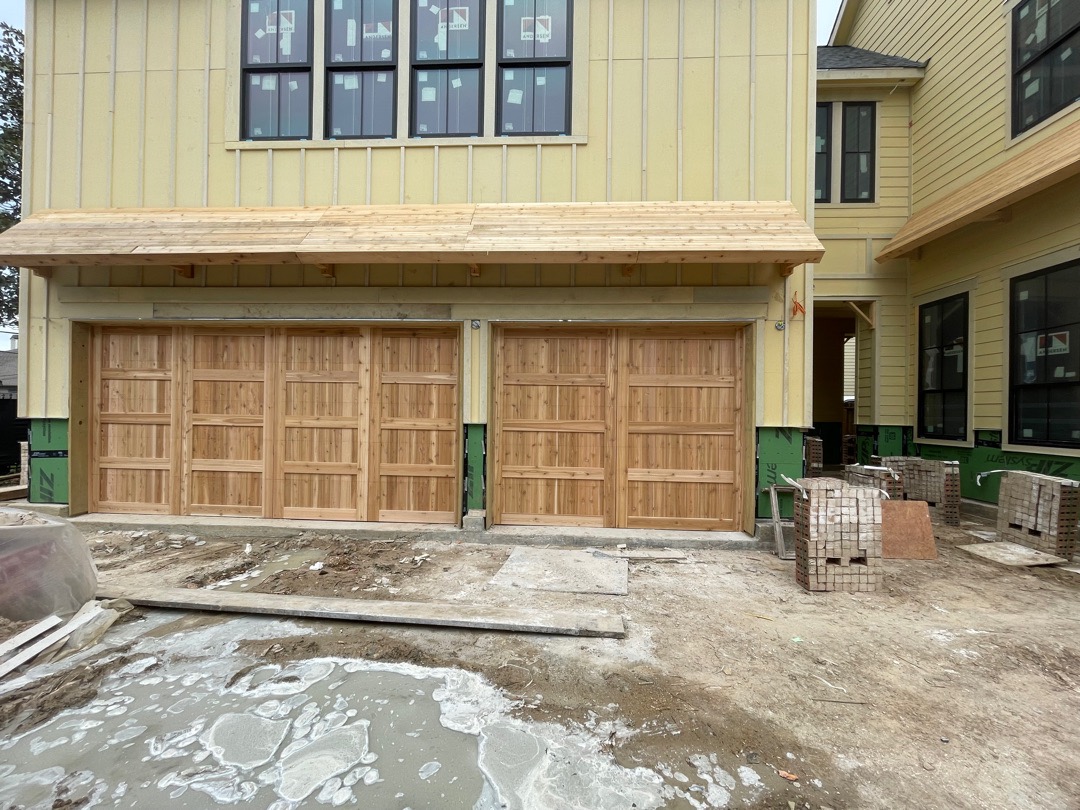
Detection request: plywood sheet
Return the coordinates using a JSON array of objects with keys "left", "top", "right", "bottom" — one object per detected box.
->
[
  {"left": 882, "top": 500, "right": 937, "bottom": 560},
  {"left": 959, "top": 542, "right": 1067, "bottom": 567},
  {"left": 491, "top": 548, "right": 629, "bottom": 596}
]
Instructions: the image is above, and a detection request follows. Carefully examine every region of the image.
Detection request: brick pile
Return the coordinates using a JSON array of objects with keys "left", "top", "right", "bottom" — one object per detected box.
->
[
  {"left": 794, "top": 477, "right": 884, "bottom": 593},
  {"left": 844, "top": 464, "right": 904, "bottom": 500},
  {"left": 842, "top": 435, "right": 857, "bottom": 466},
  {"left": 996, "top": 471, "right": 1080, "bottom": 558},
  {"left": 874, "top": 456, "right": 962, "bottom": 525},
  {"left": 804, "top": 436, "right": 824, "bottom": 478}
]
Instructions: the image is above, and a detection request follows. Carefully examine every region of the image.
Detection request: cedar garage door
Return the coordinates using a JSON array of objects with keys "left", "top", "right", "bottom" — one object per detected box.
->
[
  {"left": 90, "top": 326, "right": 460, "bottom": 523},
  {"left": 493, "top": 326, "right": 744, "bottom": 530}
]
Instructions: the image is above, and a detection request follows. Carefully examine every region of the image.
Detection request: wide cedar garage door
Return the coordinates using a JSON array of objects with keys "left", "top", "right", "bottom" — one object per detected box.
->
[
  {"left": 492, "top": 326, "right": 744, "bottom": 530},
  {"left": 90, "top": 326, "right": 460, "bottom": 523}
]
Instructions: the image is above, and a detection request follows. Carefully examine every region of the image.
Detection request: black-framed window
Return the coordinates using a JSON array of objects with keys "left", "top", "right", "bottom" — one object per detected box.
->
[
  {"left": 411, "top": 0, "right": 484, "bottom": 136},
  {"left": 840, "top": 102, "right": 874, "bottom": 203},
  {"left": 814, "top": 102, "right": 874, "bottom": 203},
  {"left": 497, "top": 0, "right": 572, "bottom": 135},
  {"left": 1013, "top": 0, "right": 1080, "bottom": 136},
  {"left": 326, "top": 0, "right": 397, "bottom": 138},
  {"left": 919, "top": 293, "right": 968, "bottom": 441},
  {"left": 242, "top": 0, "right": 315, "bottom": 140},
  {"left": 1009, "top": 260, "right": 1080, "bottom": 448},
  {"left": 814, "top": 102, "right": 831, "bottom": 203}
]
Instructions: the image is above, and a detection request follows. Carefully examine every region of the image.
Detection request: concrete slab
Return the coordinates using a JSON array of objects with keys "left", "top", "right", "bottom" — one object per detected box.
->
[
  {"left": 70, "top": 512, "right": 761, "bottom": 550},
  {"left": 491, "top": 547, "right": 629, "bottom": 596},
  {"left": 959, "top": 541, "right": 1067, "bottom": 567},
  {"left": 5, "top": 500, "right": 70, "bottom": 517}
]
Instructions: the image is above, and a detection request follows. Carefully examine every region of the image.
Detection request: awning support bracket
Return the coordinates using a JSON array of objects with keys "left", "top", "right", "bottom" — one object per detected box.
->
[
  {"left": 846, "top": 300, "right": 876, "bottom": 329},
  {"left": 173, "top": 265, "right": 195, "bottom": 279}
]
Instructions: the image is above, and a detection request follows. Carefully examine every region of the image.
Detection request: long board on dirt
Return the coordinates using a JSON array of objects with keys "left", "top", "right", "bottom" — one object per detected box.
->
[{"left": 97, "top": 581, "right": 626, "bottom": 639}]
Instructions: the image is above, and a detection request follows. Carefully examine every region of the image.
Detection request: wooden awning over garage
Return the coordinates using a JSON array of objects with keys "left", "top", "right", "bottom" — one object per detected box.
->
[
  {"left": 878, "top": 119, "right": 1080, "bottom": 262},
  {"left": 0, "top": 201, "right": 823, "bottom": 271}
]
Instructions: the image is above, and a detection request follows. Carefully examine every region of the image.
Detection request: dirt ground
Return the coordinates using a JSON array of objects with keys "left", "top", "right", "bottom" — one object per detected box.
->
[{"left": 4, "top": 517, "right": 1080, "bottom": 809}]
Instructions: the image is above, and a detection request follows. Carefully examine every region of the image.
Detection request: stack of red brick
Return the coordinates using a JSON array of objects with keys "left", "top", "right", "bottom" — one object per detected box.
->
[
  {"left": 804, "top": 436, "right": 824, "bottom": 478},
  {"left": 794, "top": 477, "right": 883, "bottom": 593},
  {"left": 874, "top": 456, "right": 962, "bottom": 525},
  {"left": 843, "top": 464, "right": 904, "bottom": 500},
  {"left": 996, "top": 471, "right": 1079, "bottom": 558}
]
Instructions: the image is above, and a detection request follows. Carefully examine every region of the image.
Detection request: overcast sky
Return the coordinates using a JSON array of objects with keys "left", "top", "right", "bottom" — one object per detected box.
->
[{"left": 0, "top": 1, "right": 842, "bottom": 43}]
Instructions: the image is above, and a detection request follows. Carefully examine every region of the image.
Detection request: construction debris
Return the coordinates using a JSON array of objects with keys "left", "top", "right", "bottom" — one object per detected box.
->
[
  {"left": 793, "top": 477, "right": 884, "bottom": 593},
  {"left": 995, "top": 471, "right": 1079, "bottom": 558}
]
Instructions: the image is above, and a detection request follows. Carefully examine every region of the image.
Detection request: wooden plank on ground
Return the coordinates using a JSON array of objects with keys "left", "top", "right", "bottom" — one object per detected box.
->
[
  {"left": 97, "top": 581, "right": 626, "bottom": 638},
  {"left": 0, "top": 610, "right": 102, "bottom": 680},
  {"left": 0, "top": 485, "right": 28, "bottom": 501},
  {"left": 959, "top": 542, "right": 1067, "bottom": 568},
  {"left": 0, "top": 615, "right": 63, "bottom": 659}
]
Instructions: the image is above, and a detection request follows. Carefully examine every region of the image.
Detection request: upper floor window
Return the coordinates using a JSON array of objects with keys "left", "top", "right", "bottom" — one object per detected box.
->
[
  {"left": 814, "top": 101, "right": 875, "bottom": 204},
  {"left": 240, "top": 0, "right": 574, "bottom": 141},
  {"left": 242, "top": 0, "right": 315, "bottom": 139},
  {"left": 1010, "top": 259, "right": 1080, "bottom": 448},
  {"left": 1013, "top": 0, "right": 1080, "bottom": 135},
  {"left": 498, "top": 1, "right": 572, "bottom": 135},
  {"left": 918, "top": 293, "right": 968, "bottom": 441}
]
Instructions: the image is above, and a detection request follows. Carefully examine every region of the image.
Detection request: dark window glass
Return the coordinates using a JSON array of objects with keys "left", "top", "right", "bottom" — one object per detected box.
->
[
  {"left": 326, "top": 0, "right": 398, "bottom": 139},
  {"left": 840, "top": 102, "right": 874, "bottom": 202},
  {"left": 497, "top": 0, "right": 572, "bottom": 136},
  {"left": 245, "top": 71, "right": 312, "bottom": 138},
  {"left": 328, "top": 70, "right": 395, "bottom": 137},
  {"left": 1013, "top": 0, "right": 1080, "bottom": 134},
  {"left": 410, "top": 1, "right": 484, "bottom": 136},
  {"left": 1009, "top": 259, "right": 1080, "bottom": 448},
  {"left": 328, "top": 0, "right": 396, "bottom": 64},
  {"left": 243, "top": 0, "right": 313, "bottom": 139},
  {"left": 918, "top": 293, "right": 968, "bottom": 440},
  {"left": 501, "top": 0, "right": 570, "bottom": 59},
  {"left": 499, "top": 66, "right": 567, "bottom": 134},
  {"left": 815, "top": 103, "right": 831, "bottom": 203},
  {"left": 413, "top": 0, "right": 483, "bottom": 61},
  {"left": 413, "top": 68, "right": 482, "bottom": 135},
  {"left": 245, "top": 0, "right": 312, "bottom": 64}
]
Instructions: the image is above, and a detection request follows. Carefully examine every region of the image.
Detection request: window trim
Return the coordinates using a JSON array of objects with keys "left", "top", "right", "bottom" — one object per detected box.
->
[
  {"left": 813, "top": 99, "right": 878, "bottom": 206},
  {"left": 495, "top": 1, "right": 574, "bottom": 137},
  {"left": 1010, "top": 0, "right": 1080, "bottom": 137},
  {"left": 917, "top": 292, "right": 969, "bottom": 443},
  {"left": 241, "top": 0, "right": 317, "bottom": 141},
  {"left": 324, "top": 0, "right": 399, "bottom": 140},
  {"left": 228, "top": 0, "right": 589, "bottom": 148},
  {"left": 1007, "top": 257, "right": 1080, "bottom": 450}
]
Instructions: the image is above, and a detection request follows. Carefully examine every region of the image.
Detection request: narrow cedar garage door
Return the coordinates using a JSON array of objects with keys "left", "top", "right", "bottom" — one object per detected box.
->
[
  {"left": 493, "top": 326, "right": 743, "bottom": 530},
  {"left": 90, "top": 326, "right": 460, "bottom": 523}
]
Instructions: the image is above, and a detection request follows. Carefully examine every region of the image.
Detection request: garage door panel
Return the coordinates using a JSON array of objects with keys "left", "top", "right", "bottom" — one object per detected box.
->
[
  {"left": 626, "top": 481, "right": 735, "bottom": 523},
  {"left": 285, "top": 382, "right": 360, "bottom": 418},
  {"left": 192, "top": 381, "right": 265, "bottom": 417},
  {"left": 193, "top": 333, "right": 266, "bottom": 371},
  {"left": 500, "top": 478, "right": 605, "bottom": 525},
  {"left": 97, "top": 423, "right": 170, "bottom": 461},
  {"left": 627, "top": 387, "right": 735, "bottom": 424},
  {"left": 626, "top": 433, "right": 734, "bottom": 471},
  {"left": 380, "top": 383, "right": 456, "bottom": 421},
  {"left": 101, "top": 331, "right": 171, "bottom": 371},
  {"left": 285, "top": 332, "right": 362, "bottom": 372},
  {"left": 101, "top": 379, "right": 171, "bottom": 415},
  {"left": 629, "top": 336, "right": 736, "bottom": 377},
  {"left": 189, "top": 471, "right": 262, "bottom": 514},
  {"left": 98, "top": 469, "right": 170, "bottom": 512},
  {"left": 285, "top": 427, "right": 358, "bottom": 464},
  {"left": 379, "top": 476, "right": 456, "bottom": 522},
  {"left": 284, "top": 473, "right": 358, "bottom": 517},
  {"left": 192, "top": 425, "right": 263, "bottom": 461},
  {"left": 380, "top": 429, "right": 456, "bottom": 466}
]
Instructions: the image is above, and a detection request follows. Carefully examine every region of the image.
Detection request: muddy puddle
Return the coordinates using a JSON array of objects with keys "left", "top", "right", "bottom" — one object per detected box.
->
[
  {"left": 209, "top": 549, "right": 328, "bottom": 592},
  {"left": 0, "top": 617, "right": 764, "bottom": 809}
]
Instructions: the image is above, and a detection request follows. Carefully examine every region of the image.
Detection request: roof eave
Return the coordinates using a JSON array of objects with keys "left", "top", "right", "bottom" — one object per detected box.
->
[{"left": 817, "top": 67, "right": 924, "bottom": 87}]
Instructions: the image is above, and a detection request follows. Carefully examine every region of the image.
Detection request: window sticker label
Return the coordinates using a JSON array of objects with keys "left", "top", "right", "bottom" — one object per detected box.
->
[
  {"left": 507, "top": 88, "right": 524, "bottom": 104},
  {"left": 265, "top": 10, "right": 295, "bottom": 34},
  {"left": 1038, "top": 332, "right": 1070, "bottom": 356},
  {"left": 261, "top": 75, "right": 277, "bottom": 90},
  {"left": 344, "top": 74, "right": 359, "bottom": 90},
  {"left": 422, "top": 86, "right": 437, "bottom": 102},
  {"left": 347, "top": 19, "right": 356, "bottom": 46},
  {"left": 521, "top": 15, "right": 552, "bottom": 42},
  {"left": 364, "top": 21, "right": 392, "bottom": 38},
  {"left": 451, "top": 77, "right": 463, "bottom": 88}
]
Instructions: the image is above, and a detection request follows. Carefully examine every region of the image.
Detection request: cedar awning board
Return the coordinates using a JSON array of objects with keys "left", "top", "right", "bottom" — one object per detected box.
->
[
  {"left": 0, "top": 201, "right": 824, "bottom": 268},
  {"left": 877, "top": 119, "right": 1080, "bottom": 262}
]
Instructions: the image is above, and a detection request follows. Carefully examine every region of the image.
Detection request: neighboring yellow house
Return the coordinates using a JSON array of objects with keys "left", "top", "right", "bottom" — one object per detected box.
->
[
  {"left": 0, "top": 0, "right": 825, "bottom": 533},
  {"left": 824, "top": 0, "right": 1080, "bottom": 502}
]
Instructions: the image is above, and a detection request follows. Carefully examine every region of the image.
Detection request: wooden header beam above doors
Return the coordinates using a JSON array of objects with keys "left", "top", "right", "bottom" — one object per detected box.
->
[{"left": 0, "top": 201, "right": 824, "bottom": 270}]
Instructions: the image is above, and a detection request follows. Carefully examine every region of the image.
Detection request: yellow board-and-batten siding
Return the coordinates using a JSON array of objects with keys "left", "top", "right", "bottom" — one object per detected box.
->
[{"left": 19, "top": 0, "right": 816, "bottom": 430}]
